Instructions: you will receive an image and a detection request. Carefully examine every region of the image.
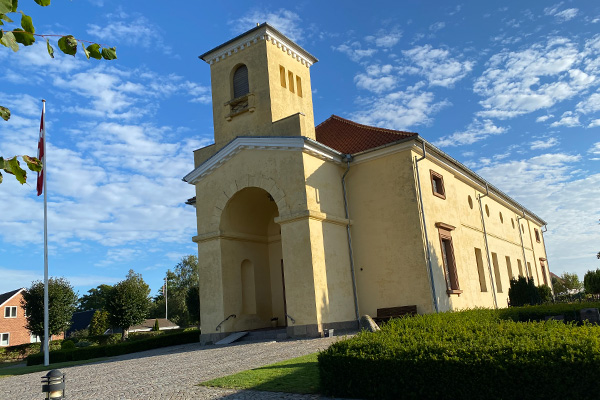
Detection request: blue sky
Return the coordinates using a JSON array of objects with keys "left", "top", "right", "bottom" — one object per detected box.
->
[{"left": 1, "top": 0, "right": 599, "bottom": 297}]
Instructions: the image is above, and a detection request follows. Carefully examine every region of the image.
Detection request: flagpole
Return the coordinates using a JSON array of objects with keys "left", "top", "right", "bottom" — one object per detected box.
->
[
  {"left": 165, "top": 277, "right": 168, "bottom": 320},
  {"left": 42, "top": 99, "right": 49, "bottom": 367}
]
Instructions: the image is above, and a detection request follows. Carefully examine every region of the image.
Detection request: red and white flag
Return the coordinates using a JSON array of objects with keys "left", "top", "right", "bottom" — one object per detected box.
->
[{"left": 37, "top": 105, "right": 45, "bottom": 196}]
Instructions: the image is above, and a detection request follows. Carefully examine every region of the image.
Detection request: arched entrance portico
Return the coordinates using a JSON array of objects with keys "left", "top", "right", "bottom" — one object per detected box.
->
[{"left": 219, "top": 187, "right": 287, "bottom": 331}]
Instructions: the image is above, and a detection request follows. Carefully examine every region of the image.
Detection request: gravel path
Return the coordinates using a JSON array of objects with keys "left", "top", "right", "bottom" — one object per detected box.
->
[{"left": 0, "top": 337, "right": 348, "bottom": 399}]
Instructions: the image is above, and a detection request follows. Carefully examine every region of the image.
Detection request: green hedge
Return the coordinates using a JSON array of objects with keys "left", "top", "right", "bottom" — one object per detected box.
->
[
  {"left": 27, "top": 330, "right": 199, "bottom": 366},
  {"left": 319, "top": 310, "right": 600, "bottom": 400},
  {"left": 499, "top": 301, "right": 600, "bottom": 322}
]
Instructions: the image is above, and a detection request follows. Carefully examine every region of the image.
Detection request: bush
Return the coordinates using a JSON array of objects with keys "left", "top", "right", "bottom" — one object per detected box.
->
[
  {"left": 319, "top": 310, "right": 600, "bottom": 400},
  {"left": 508, "top": 277, "right": 541, "bottom": 306},
  {"left": 538, "top": 284, "right": 553, "bottom": 303},
  {"left": 75, "top": 340, "right": 92, "bottom": 348},
  {"left": 584, "top": 269, "right": 600, "bottom": 294},
  {"left": 88, "top": 310, "right": 110, "bottom": 336},
  {"left": 26, "top": 330, "right": 200, "bottom": 366},
  {"left": 60, "top": 340, "right": 76, "bottom": 350},
  {"left": 498, "top": 302, "right": 600, "bottom": 322},
  {"left": 153, "top": 318, "right": 160, "bottom": 331}
]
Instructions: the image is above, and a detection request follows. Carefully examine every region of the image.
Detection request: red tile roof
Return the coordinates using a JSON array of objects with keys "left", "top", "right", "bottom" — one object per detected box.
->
[{"left": 315, "top": 115, "right": 417, "bottom": 154}]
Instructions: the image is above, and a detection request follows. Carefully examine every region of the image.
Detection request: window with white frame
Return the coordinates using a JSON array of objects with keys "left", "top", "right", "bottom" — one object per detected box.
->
[
  {"left": 30, "top": 333, "right": 41, "bottom": 343},
  {"left": 0, "top": 333, "right": 9, "bottom": 346},
  {"left": 4, "top": 306, "right": 16, "bottom": 318}
]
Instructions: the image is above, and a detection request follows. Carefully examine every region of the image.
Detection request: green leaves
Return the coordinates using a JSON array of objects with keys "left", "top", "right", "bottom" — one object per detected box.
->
[
  {"left": 57, "top": 34, "right": 77, "bottom": 56},
  {"left": 2, "top": 156, "right": 26, "bottom": 184},
  {"left": 0, "top": 0, "right": 14, "bottom": 14},
  {"left": 46, "top": 37, "right": 53, "bottom": 58},
  {"left": 22, "top": 155, "right": 42, "bottom": 172},
  {"left": 19, "top": 10, "right": 33, "bottom": 32},
  {"left": 0, "top": 105, "right": 10, "bottom": 121},
  {"left": 81, "top": 41, "right": 89, "bottom": 59},
  {"left": 33, "top": 0, "right": 51, "bottom": 6},
  {"left": 0, "top": 30, "right": 18, "bottom": 51},
  {"left": 101, "top": 46, "right": 117, "bottom": 60},
  {"left": 12, "top": 28, "right": 34, "bottom": 45},
  {"left": 86, "top": 43, "right": 101, "bottom": 59}
]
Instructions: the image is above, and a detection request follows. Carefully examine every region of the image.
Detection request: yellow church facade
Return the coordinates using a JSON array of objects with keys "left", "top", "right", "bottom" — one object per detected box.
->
[{"left": 184, "top": 24, "right": 551, "bottom": 343}]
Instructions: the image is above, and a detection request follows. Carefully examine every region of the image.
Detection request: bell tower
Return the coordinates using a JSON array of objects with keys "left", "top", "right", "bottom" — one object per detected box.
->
[{"left": 199, "top": 23, "right": 318, "bottom": 150}]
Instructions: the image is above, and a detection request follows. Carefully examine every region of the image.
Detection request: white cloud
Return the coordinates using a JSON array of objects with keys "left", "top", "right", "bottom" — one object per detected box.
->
[
  {"left": 351, "top": 83, "right": 450, "bottom": 130},
  {"left": 589, "top": 119, "right": 600, "bottom": 128},
  {"left": 550, "top": 111, "right": 580, "bottom": 127},
  {"left": 589, "top": 142, "right": 600, "bottom": 156},
  {"left": 87, "top": 13, "right": 171, "bottom": 54},
  {"left": 365, "top": 29, "right": 402, "bottom": 48},
  {"left": 333, "top": 42, "right": 377, "bottom": 62},
  {"left": 536, "top": 114, "right": 554, "bottom": 123},
  {"left": 576, "top": 93, "right": 600, "bottom": 114},
  {"left": 399, "top": 45, "right": 474, "bottom": 88},
  {"left": 429, "top": 22, "right": 446, "bottom": 32},
  {"left": 475, "top": 37, "right": 595, "bottom": 119},
  {"left": 544, "top": 4, "right": 578, "bottom": 22},
  {"left": 235, "top": 9, "right": 303, "bottom": 42},
  {"left": 435, "top": 119, "right": 507, "bottom": 147},
  {"left": 354, "top": 64, "right": 397, "bottom": 93},
  {"left": 476, "top": 153, "right": 599, "bottom": 278},
  {"left": 530, "top": 137, "right": 559, "bottom": 150}
]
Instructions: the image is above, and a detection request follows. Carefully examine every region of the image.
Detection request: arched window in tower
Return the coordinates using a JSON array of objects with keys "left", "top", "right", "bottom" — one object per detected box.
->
[{"left": 233, "top": 65, "right": 249, "bottom": 99}]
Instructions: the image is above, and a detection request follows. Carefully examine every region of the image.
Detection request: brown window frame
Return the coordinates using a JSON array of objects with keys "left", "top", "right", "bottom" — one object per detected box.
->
[
  {"left": 539, "top": 258, "right": 548, "bottom": 286},
  {"left": 430, "top": 170, "right": 446, "bottom": 199},
  {"left": 435, "top": 222, "right": 461, "bottom": 295},
  {"left": 534, "top": 228, "right": 541, "bottom": 243}
]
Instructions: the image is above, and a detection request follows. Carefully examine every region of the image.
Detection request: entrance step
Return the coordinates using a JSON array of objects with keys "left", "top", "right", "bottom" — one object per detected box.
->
[
  {"left": 238, "top": 328, "right": 288, "bottom": 342},
  {"left": 216, "top": 331, "right": 248, "bottom": 345}
]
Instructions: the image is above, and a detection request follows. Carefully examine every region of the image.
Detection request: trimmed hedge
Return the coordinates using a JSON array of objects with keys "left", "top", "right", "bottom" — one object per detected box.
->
[
  {"left": 499, "top": 301, "right": 600, "bottom": 322},
  {"left": 27, "top": 330, "right": 199, "bottom": 366},
  {"left": 319, "top": 310, "right": 600, "bottom": 400}
]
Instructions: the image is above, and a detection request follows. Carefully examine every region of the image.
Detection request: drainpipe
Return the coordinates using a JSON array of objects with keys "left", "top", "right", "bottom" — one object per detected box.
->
[
  {"left": 341, "top": 154, "right": 360, "bottom": 321},
  {"left": 477, "top": 184, "right": 498, "bottom": 309},
  {"left": 540, "top": 225, "right": 553, "bottom": 292},
  {"left": 414, "top": 142, "right": 439, "bottom": 313},
  {"left": 517, "top": 211, "right": 529, "bottom": 279}
]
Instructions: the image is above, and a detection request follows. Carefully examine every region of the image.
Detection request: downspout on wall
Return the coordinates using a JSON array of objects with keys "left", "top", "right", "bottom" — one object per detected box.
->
[
  {"left": 477, "top": 185, "right": 498, "bottom": 309},
  {"left": 414, "top": 142, "right": 439, "bottom": 313},
  {"left": 517, "top": 211, "right": 529, "bottom": 278},
  {"left": 341, "top": 154, "right": 360, "bottom": 321}
]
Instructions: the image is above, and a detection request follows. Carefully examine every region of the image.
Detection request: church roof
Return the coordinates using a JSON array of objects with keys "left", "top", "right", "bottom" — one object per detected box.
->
[{"left": 315, "top": 115, "right": 417, "bottom": 154}]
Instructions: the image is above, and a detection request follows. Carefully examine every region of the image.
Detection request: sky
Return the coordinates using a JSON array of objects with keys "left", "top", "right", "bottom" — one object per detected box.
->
[{"left": 1, "top": 0, "right": 599, "bottom": 298}]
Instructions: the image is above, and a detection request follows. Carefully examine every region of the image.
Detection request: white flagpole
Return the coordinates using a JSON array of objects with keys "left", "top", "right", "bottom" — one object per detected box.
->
[
  {"left": 42, "top": 99, "right": 49, "bottom": 367},
  {"left": 165, "top": 277, "right": 168, "bottom": 320}
]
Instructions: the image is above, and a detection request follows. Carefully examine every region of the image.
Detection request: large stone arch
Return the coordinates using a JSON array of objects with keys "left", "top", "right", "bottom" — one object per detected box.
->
[{"left": 209, "top": 173, "right": 290, "bottom": 232}]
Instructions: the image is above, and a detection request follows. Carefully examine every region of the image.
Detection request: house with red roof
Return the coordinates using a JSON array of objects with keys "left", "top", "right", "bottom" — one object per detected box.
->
[{"left": 184, "top": 23, "right": 552, "bottom": 344}]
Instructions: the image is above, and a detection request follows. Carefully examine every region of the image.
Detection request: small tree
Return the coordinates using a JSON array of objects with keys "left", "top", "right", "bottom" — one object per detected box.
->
[
  {"left": 551, "top": 272, "right": 582, "bottom": 295},
  {"left": 584, "top": 268, "right": 600, "bottom": 294},
  {"left": 538, "top": 285, "right": 553, "bottom": 303},
  {"left": 88, "top": 310, "right": 110, "bottom": 336},
  {"left": 21, "top": 277, "right": 77, "bottom": 352},
  {"left": 106, "top": 270, "right": 150, "bottom": 341},
  {"left": 152, "top": 319, "right": 160, "bottom": 331},
  {"left": 508, "top": 277, "right": 541, "bottom": 306},
  {"left": 78, "top": 284, "right": 113, "bottom": 312},
  {"left": 186, "top": 286, "right": 200, "bottom": 325}
]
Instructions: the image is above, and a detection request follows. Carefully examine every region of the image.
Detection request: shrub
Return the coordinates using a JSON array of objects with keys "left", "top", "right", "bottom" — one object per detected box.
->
[
  {"left": 508, "top": 277, "right": 540, "bottom": 306},
  {"left": 498, "top": 302, "right": 600, "bottom": 322},
  {"left": 75, "top": 340, "right": 92, "bottom": 348},
  {"left": 88, "top": 310, "right": 110, "bottom": 336},
  {"left": 26, "top": 329, "right": 199, "bottom": 366},
  {"left": 584, "top": 269, "right": 600, "bottom": 294},
  {"left": 319, "top": 310, "right": 600, "bottom": 400},
  {"left": 538, "top": 284, "right": 553, "bottom": 303},
  {"left": 60, "top": 340, "right": 76, "bottom": 350}
]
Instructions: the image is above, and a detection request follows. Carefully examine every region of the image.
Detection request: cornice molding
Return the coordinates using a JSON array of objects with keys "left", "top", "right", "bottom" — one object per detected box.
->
[
  {"left": 183, "top": 137, "right": 342, "bottom": 184},
  {"left": 200, "top": 25, "right": 318, "bottom": 68}
]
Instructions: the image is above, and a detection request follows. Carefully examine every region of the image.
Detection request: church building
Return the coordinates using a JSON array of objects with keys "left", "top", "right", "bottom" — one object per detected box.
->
[{"left": 184, "top": 23, "right": 551, "bottom": 343}]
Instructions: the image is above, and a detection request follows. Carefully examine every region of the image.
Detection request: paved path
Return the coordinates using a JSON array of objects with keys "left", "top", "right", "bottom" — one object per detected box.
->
[{"left": 0, "top": 337, "right": 347, "bottom": 399}]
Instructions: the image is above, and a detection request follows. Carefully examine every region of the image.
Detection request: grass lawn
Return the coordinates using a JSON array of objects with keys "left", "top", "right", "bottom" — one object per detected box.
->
[
  {"left": 200, "top": 353, "right": 320, "bottom": 394},
  {"left": 0, "top": 357, "right": 108, "bottom": 378}
]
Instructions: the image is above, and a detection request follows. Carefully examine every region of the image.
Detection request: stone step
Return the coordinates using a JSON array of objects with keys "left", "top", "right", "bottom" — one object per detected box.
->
[
  {"left": 238, "top": 328, "right": 288, "bottom": 342},
  {"left": 215, "top": 331, "right": 248, "bottom": 345}
]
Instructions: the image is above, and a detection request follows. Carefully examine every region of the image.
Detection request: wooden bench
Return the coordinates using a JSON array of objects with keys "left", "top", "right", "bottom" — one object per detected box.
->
[{"left": 373, "top": 305, "right": 418, "bottom": 324}]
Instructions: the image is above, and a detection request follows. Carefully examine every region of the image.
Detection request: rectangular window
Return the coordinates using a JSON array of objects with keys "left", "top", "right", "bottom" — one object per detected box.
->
[
  {"left": 30, "top": 334, "right": 41, "bottom": 343},
  {"left": 288, "top": 71, "right": 295, "bottom": 93},
  {"left": 534, "top": 228, "right": 541, "bottom": 243},
  {"left": 436, "top": 223, "right": 460, "bottom": 294},
  {"left": 430, "top": 170, "right": 446, "bottom": 199},
  {"left": 279, "top": 65, "right": 286, "bottom": 88},
  {"left": 475, "top": 248, "right": 487, "bottom": 292},
  {"left": 505, "top": 256, "right": 513, "bottom": 280},
  {"left": 539, "top": 259, "right": 548, "bottom": 286},
  {"left": 0, "top": 333, "right": 8, "bottom": 346},
  {"left": 4, "top": 306, "right": 16, "bottom": 318},
  {"left": 296, "top": 76, "right": 303, "bottom": 97},
  {"left": 527, "top": 262, "right": 533, "bottom": 279},
  {"left": 491, "top": 252, "right": 503, "bottom": 293},
  {"left": 517, "top": 259, "right": 523, "bottom": 277}
]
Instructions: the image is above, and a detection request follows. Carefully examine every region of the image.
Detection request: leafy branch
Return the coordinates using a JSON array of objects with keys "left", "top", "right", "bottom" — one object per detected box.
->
[{"left": 0, "top": 0, "right": 117, "bottom": 185}]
